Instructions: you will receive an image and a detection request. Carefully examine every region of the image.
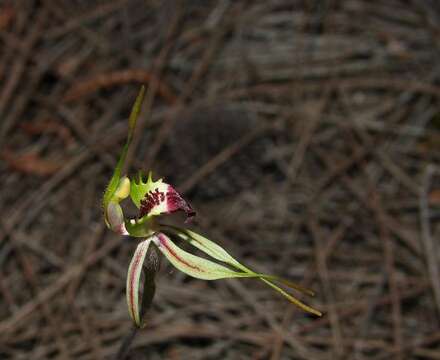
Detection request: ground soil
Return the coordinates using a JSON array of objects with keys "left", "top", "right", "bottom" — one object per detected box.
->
[{"left": 1, "top": 1, "right": 440, "bottom": 359}]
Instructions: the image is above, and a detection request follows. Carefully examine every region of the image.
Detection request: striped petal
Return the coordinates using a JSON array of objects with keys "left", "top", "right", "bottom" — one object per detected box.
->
[
  {"left": 126, "top": 239, "right": 152, "bottom": 326},
  {"left": 161, "top": 225, "right": 322, "bottom": 316},
  {"left": 152, "top": 233, "right": 256, "bottom": 280},
  {"left": 163, "top": 226, "right": 242, "bottom": 268}
]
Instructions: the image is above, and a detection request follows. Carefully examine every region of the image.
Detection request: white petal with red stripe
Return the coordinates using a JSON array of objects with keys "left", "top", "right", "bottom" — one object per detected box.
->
[
  {"left": 152, "top": 233, "right": 257, "bottom": 281},
  {"left": 126, "top": 238, "right": 152, "bottom": 326}
]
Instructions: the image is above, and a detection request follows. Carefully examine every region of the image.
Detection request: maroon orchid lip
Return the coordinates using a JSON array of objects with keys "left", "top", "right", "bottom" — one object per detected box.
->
[{"left": 139, "top": 183, "right": 195, "bottom": 222}]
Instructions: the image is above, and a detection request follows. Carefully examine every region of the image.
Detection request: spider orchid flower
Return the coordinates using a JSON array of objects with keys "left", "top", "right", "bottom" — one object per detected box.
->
[{"left": 103, "top": 87, "right": 322, "bottom": 327}]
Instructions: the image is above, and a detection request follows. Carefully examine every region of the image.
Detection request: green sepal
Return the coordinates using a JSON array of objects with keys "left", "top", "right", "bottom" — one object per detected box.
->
[{"left": 102, "top": 86, "right": 146, "bottom": 214}]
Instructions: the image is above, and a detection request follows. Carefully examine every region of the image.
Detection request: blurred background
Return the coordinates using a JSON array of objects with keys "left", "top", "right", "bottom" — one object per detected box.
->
[{"left": 1, "top": 1, "right": 440, "bottom": 359}]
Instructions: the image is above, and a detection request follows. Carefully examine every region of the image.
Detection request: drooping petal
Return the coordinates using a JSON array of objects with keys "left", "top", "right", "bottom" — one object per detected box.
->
[
  {"left": 126, "top": 238, "right": 152, "bottom": 326},
  {"left": 152, "top": 233, "right": 256, "bottom": 280},
  {"left": 163, "top": 226, "right": 315, "bottom": 293},
  {"left": 162, "top": 225, "right": 321, "bottom": 316},
  {"left": 130, "top": 172, "right": 195, "bottom": 221},
  {"left": 261, "top": 278, "right": 322, "bottom": 316}
]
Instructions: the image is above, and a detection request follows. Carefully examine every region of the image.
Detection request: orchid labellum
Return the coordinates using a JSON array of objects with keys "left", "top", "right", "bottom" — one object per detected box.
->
[{"left": 103, "top": 87, "right": 322, "bottom": 327}]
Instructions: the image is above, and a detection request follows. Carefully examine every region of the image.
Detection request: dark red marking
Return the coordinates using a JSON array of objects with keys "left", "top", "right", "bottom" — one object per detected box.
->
[
  {"left": 166, "top": 186, "right": 195, "bottom": 221},
  {"left": 139, "top": 187, "right": 165, "bottom": 217},
  {"left": 139, "top": 185, "right": 195, "bottom": 221},
  {"left": 157, "top": 233, "right": 202, "bottom": 272}
]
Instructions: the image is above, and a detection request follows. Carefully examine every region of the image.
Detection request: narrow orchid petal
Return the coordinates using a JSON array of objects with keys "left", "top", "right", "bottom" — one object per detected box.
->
[
  {"left": 130, "top": 173, "right": 195, "bottom": 221},
  {"left": 164, "top": 226, "right": 314, "bottom": 292},
  {"left": 164, "top": 226, "right": 242, "bottom": 268},
  {"left": 258, "top": 275, "right": 315, "bottom": 296},
  {"left": 152, "top": 233, "right": 257, "bottom": 280},
  {"left": 163, "top": 225, "right": 320, "bottom": 314},
  {"left": 260, "top": 278, "right": 322, "bottom": 316},
  {"left": 127, "top": 239, "right": 152, "bottom": 327}
]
